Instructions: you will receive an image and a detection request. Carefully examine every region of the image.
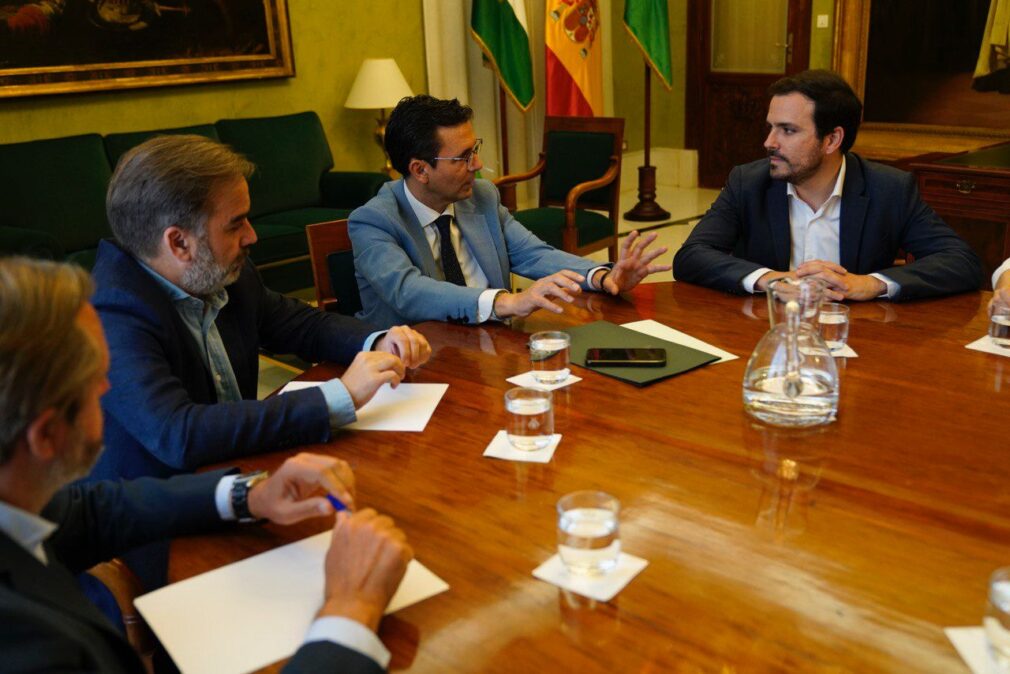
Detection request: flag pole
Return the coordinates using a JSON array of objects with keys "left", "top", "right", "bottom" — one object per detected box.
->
[
  {"left": 498, "top": 84, "right": 510, "bottom": 176},
  {"left": 624, "top": 61, "right": 670, "bottom": 221}
]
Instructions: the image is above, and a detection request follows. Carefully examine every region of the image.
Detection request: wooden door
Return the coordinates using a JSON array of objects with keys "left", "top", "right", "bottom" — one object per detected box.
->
[{"left": 687, "top": 0, "right": 812, "bottom": 188}]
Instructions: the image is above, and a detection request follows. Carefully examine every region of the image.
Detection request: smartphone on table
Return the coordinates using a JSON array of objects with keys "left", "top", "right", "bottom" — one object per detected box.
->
[{"left": 585, "top": 347, "right": 667, "bottom": 367}]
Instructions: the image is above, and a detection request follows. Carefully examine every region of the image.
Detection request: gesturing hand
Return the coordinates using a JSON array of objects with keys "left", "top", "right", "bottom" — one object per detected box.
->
[
  {"left": 600, "top": 231, "right": 671, "bottom": 294},
  {"left": 492, "top": 270, "right": 585, "bottom": 318},
  {"left": 247, "top": 453, "right": 356, "bottom": 524},
  {"left": 340, "top": 351, "right": 405, "bottom": 408},
  {"left": 318, "top": 509, "right": 413, "bottom": 632}
]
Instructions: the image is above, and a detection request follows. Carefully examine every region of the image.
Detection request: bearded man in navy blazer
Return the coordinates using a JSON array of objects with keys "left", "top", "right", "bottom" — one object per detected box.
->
[
  {"left": 673, "top": 69, "right": 981, "bottom": 301},
  {"left": 89, "top": 135, "right": 431, "bottom": 483},
  {"left": 348, "top": 95, "right": 671, "bottom": 329}
]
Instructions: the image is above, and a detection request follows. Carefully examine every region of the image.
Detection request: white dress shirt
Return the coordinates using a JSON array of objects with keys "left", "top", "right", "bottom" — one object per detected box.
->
[
  {"left": 741, "top": 157, "right": 898, "bottom": 297},
  {"left": 404, "top": 184, "right": 608, "bottom": 321},
  {"left": 0, "top": 488, "right": 389, "bottom": 669},
  {"left": 992, "top": 257, "right": 1010, "bottom": 290}
]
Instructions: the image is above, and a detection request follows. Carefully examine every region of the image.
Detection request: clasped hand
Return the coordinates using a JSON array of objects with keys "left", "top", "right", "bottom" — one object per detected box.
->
[
  {"left": 341, "top": 326, "right": 432, "bottom": 408},
  {"left": 757, "top": 260, "right": 885, "bottom": 301}
]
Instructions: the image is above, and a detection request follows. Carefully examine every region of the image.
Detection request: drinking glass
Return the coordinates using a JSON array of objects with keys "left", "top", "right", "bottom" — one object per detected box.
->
[
  {"left": 985, "top": 566, "right": 1010, "bottom": 672},
  {"left": 556, "top": 491, "right": 620, "bottom": 576},
  {"left": 504, "top": 387, "right": 554, "bottom": 451},
  {"left": 991, "top": 304, "right": 1010, "bottom": 348},
  {"left": 529, "top": 331, "right": 571, "bottom": 385},
  {"left": 818, "top": 303, "right": 850, "bottom": 352}
]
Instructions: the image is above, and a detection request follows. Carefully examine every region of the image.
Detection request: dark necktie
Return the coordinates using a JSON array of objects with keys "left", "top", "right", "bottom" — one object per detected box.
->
[{"left": 434, "top": 214, "right": 467, "bottom": 286}]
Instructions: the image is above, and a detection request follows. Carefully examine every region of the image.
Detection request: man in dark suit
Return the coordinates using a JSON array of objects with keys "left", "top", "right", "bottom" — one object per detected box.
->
[
  {"left": 89, "top": 135, "right": 432, "bottom": 482},
  {"left": 349, "top": 95, "right": 671, "bottom": 329},
  {"left": 673, "top": 69, "right": 982, "bottom": 301},
  {"left": 0, "top": 257, "right": 411, "bottom": 673}
]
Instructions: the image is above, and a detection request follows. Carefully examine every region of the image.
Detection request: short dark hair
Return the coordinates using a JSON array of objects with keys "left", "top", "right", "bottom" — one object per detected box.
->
[
  {"left": 768, "top": 70, "right": 863, "bottom": 154},
  {"left": 385, "top": 95, "right": 474, "bottom": 176}
]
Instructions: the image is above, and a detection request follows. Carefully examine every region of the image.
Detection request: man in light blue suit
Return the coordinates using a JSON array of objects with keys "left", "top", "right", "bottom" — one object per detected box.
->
[{"left": 348, "top": 96, "right": 670, "bottom": 329}]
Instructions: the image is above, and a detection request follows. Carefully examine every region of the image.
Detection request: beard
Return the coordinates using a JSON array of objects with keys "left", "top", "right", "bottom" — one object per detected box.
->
[
  {"left": 50, "top": 428, "right": 104, "bottom": 486},
  {"left": 768, "top": 149, "right": 822, "bottom": 185},
  {"left": 180, "top": 236, "right": 247, "bottom": 297}
]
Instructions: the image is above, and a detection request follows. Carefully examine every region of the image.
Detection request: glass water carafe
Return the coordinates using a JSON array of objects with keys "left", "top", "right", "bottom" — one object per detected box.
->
[{"left": 743, "top": 279, "right": 839, "bottom": 427}]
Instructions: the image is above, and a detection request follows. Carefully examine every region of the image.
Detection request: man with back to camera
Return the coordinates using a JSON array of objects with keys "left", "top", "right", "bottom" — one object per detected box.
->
[
  {"left": 0, "top": 256, "right": 411, "bottom": 673},
  {"left": 89, "top": 134, "right": 432, "bottom": 483},
  {"left": 347, "top": 94, "right": 672, "bottom": 330},
  {"left": 673, "top": 69, "right": 982, "bottom": 301}
]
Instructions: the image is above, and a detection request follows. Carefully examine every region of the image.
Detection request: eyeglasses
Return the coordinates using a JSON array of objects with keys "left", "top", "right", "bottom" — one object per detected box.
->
[{"left": 432, "top": 138, "right": 482, "bottom": 170}]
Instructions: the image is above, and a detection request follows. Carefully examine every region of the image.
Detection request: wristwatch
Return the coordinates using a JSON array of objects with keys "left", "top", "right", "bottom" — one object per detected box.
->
[
  {"left": 230, "top": 470, "right": 270, "bottom": 523},
  {"left": 490, "top": 289, "right": 510, "bottom": 321}
]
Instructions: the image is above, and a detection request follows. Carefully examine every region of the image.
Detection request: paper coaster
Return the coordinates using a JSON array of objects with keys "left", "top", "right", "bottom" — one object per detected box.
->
[
  {"left": 532, "top": 552, "right": 648, "bottom": 602},
  {"left": 506, "top": 371, "right": 582, "bottom": 391},
  {"left": 967, "top": 335, "right": 1010, "bottom": 358},
  {"left": 483, "top": 430, "right": 560, "bottom": 463},
  {"left": 945, "top": 626, "right": 991, "bottom": 674},
  {"left": 831, "top": 344, "right": 859, "bottom": 358}
]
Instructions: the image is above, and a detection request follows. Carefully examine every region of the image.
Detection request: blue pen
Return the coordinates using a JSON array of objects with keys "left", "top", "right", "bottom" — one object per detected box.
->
[{"left": 326, "top": 493, "right": 347, "bottom": 512}]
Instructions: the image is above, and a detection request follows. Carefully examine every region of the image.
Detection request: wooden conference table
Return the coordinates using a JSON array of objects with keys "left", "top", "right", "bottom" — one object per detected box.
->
[{"left": 170, "top": 282, "right": 1010, "bottom": 673}]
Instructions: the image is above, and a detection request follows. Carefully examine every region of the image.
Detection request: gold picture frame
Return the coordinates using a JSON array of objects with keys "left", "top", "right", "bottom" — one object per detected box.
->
[
  {"left": 833, "top": 0, "right": 1010, "bottom": 161},
  {"left": 0, "top": 1, "right": 294, "bottom": 99}
]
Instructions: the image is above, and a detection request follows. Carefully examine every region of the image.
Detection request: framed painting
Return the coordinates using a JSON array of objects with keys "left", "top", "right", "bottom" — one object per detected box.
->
[
  {"left": 0, "top": 0, "right": 294, "bottom": 98},
  {"left": 833, "top": 0, "right": 1010, "bottom": 161}
]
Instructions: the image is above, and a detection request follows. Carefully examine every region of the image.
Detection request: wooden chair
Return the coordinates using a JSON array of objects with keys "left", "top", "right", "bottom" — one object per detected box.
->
[
  {"left": 86, "top": 559, "right": 155, "bottom": 673},
  {"left": 305, "top": 219, "right": 363, "bottom": 316},
  {"left": 494, "top": 116, "right": 624, "bottom": 261}
]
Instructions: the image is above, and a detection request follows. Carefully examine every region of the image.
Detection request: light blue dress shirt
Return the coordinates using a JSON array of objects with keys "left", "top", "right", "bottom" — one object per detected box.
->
[{"left": 137, "top": 263, "right": 383, "bottom": 429}]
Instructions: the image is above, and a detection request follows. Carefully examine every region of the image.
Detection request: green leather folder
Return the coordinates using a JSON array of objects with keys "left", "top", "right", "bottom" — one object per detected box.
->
[{"left": 564, "top": 320, "right": 720, "bottom": 386}]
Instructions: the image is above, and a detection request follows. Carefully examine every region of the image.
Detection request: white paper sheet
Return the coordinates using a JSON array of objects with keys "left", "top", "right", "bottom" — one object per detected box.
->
[
  {"left": 136, "top": 532, "right": 449, "bottom": 674},
  {"left": 532, "top": 552, "right": 648, "bottom": 602},
  {"left": 830, "top": 344, "right": 859, "bottom": 358},
  {"left": 280, "top": 381, "right": 448, "bottom": 431},
  {"left": 621, "top": 319, "right": 738, "bottom": 363},
  {"left": 945, "top": 626, "right": 992, "bottom": 674},
  {"left": 967, "top": 335, "right": 1010, "bottom": 358}
]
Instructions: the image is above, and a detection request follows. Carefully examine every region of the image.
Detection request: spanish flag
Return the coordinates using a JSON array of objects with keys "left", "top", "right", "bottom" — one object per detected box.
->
[{"left": 545, "top": 0, "right": 604, "bottom": 116}]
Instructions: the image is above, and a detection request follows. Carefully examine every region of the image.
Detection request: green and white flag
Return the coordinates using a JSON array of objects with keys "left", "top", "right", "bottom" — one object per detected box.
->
[
  {"left": 470, "top": 0, "right": 535, "bottom": 111},
  {"left": 624, "top": 0, "right": 674, "bottom": 90}
]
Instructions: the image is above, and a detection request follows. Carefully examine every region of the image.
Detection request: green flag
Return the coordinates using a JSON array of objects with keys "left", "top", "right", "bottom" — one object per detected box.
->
[
  {"left": 624, "top": 0, "right": 674, "bottom": 90},
  {"left": 470, "top": 0, "right": 535, "bottom": 111}
]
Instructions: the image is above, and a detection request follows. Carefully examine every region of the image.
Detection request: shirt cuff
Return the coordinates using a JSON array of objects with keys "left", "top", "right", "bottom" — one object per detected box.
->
[
  {"left": 304, "top": 616, "right": 390, "bottom": 669},
  {"left": 587, "top": 265, "right": 611, "bottom": 291},
  {"left": 363, "top": 330, "right": 385, "bottom": 352},
  {"left": 993, "top": 258, "right": 1010, "bottom": 290},
  {"left": 477, "top": 288, "right": 504, "bottom": 323},
  {"left": 215, "top": 475, "right": 238, "bottom": 521},
  {"left": 319, "top": 378, "right": 357, "bottom": 429},
  {"left": 869, "top": 272, "right": 899, "bottom": 299},
  {"left": 742, "top": 268, "right": 773, "bottom": 294}
]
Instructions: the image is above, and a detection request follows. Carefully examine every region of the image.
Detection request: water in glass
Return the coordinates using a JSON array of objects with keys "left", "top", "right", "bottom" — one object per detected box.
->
[
  {"left": 530, "top": 331, "right": 571, "bottom": 385},
  {"left": 818, "top": 304, "right": 850, "bottom": 351},
  {"left": 991, "top": 313, "right": 1010, "bottom": 348},
  {"left": 504, "top": 387, "right": 553, "bottom": 451},
  {"left": 557, "top": 506, "right": 620, "bottom": 576}
]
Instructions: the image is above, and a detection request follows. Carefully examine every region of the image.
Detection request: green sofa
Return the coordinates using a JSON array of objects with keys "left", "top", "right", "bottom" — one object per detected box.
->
[{"left": 0, "top": 111, "right": 388, "bottom": 292}]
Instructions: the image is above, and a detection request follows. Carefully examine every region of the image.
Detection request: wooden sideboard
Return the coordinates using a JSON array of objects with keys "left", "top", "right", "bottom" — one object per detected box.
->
[{"left": 911, "top": 142, "right": 1010, "bottom": 286}]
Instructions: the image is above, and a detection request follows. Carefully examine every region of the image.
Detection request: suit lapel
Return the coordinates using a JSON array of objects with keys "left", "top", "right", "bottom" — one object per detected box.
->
[
  {"left": 0, "top": 532, "right": 120, "bottom": 639},
  {"left": 392, "top": 181, "right": 442, "bottom": 279},
  {"left": 766, "top": 179, "right": 791, "bottom": 270},
  {"left": 839, "top": 154, "right": 869, "bottom": 270},
  {"left": 454, "top": 199, "right": 505, "bottom": 288}
]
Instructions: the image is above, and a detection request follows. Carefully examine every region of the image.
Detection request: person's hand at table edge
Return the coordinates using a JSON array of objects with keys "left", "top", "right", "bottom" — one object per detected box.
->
[
  {"left": 375, "top": 325, "right": 431, "bottom": 369},
  {"left": 318, "top": 509, "right": 413, "bottom": 632}
]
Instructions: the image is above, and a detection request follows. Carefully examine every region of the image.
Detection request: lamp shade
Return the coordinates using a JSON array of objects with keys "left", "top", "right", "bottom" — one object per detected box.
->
[{"left": 344, "top": 58, "right": 414, "bottom": 109}]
